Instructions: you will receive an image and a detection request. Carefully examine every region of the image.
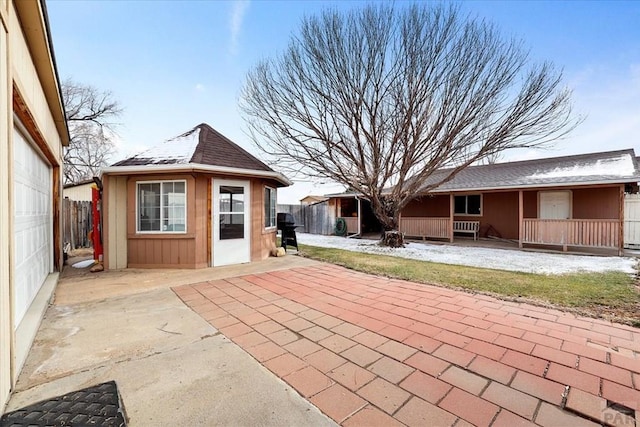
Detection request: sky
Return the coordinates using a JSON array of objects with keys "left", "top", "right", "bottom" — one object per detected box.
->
[{"left": 46, "top": 1, "right": 640, "bottom": 204}]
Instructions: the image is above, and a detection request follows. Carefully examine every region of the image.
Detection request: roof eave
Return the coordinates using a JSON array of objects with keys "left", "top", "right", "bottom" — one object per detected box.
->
[
  {"left": 14, "top": 0, "right": 70, "bottom": 146},
  {"left": 101, "top": 163, "right": 292, "bottom": 187}
]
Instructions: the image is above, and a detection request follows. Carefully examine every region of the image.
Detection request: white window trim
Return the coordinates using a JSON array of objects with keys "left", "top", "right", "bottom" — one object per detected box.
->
[
  {"left": 264, "top": 186, "right": 277, "bottom": 230},
  {"left": 136, "top": 179, "right": 187, "bottom": 234},
  {"left": 454, "top": 194, "right": 483, "bottom": 216}
]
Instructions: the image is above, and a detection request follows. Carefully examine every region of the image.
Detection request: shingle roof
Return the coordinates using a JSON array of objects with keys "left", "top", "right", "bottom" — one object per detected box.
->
[
  {"left": 111, "top": 123, "right": 273, "bottom": 172},
  {"left": 419, "top": 148, "right": 640, "bottom": 193},
  {"left": 323, "top": 149, "right": 640, "bottom": 198}
]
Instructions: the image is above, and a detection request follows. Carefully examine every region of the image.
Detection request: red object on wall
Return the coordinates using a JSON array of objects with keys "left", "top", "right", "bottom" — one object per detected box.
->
[{"left": 91, "top": 184, "right": 103, "bottom": 262}]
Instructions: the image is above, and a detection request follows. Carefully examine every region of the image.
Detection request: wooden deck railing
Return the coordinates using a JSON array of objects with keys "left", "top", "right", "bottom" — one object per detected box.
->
[
  {"left": 400, "top": 217, "right": 450, "bottom": 239},
  {"left": 522, "top": 219, "right": 620, "bottom": 249},
  {"left": 341, "top": 217, "right": 359, "bottom": 234}
]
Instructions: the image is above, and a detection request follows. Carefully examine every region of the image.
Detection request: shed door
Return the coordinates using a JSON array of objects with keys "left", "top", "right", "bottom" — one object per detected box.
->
[
  {"left": 539, "top": 191, "right": 571, "bottom": 219},
  {"left": 212, "top": 179, "right": 250, "bottom": 266},
  {"left": 13, "top": 126, "right": 53, "bottom": 327}
]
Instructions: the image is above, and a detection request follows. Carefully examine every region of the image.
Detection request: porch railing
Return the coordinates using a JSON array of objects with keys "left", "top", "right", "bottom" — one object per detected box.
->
[
  {"left": 341, "top": 217, "right": 359, "bottom": 234},
  {"left": 522, "top": 219, "right": 620, "bottom": 249},
  {"left": 400, "top": 217, "right": 450, "bottom": 239}
]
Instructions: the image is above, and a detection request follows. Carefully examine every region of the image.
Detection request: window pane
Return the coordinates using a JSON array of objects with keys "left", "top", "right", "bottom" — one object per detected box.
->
[
  {"left": 138, "top": 183, "right": 161, "bottom": 231},
  {"left": 270, "top": 189, "right": 277, "bottom": 227},
  {"left": 467, "top": 195, "right": 481, "bottom": 215},
  {"left": 220, "top": 213, "right": 244, "bottom": 239},
  {"left": 454, "top": 196, "right": 466, "bottom": 215},
  {"left": 220, "top": 186, "right": 244, "bottom": 213},
  {"left": 162, "top": 181, "right": 186, "bottom": 231},
  {"left": 264, "top": 187, "right": 277, "bottom": 228}
]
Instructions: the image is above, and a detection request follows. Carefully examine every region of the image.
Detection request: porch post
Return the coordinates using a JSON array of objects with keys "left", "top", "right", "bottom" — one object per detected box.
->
[
  {"left": 357, "top": 197, "right": 362, "bottom": 236},
  {"left": 518, "top": 190, "right": 523, "bottom": 249},
  {"left": 619, "top": 184, "right": 624, "bottom": 256},
  {"left": 449, "top": 193, "right": 454, "bottom": 243}
]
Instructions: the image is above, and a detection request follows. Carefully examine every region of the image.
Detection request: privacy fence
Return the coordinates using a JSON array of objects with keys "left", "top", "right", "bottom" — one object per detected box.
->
[
  {"left": 63, "top": 199, "right": 92, "bottom": 250},
  {"left": 277, "top": 203, "right": 334, "bottom": 235}
]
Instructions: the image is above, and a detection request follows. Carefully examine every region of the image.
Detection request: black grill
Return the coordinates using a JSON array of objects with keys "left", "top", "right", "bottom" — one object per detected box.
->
[{"left": 277, "top": 213, "right": 299, "bottom": 251}]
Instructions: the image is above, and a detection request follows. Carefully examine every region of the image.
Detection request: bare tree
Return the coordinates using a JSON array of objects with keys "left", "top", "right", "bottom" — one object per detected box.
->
[
  {"left": 62, "top": 78, "right": 122, "bottom": 184},
  {"left": 241, "top": 4, "right": 578, "bottom": 246}
]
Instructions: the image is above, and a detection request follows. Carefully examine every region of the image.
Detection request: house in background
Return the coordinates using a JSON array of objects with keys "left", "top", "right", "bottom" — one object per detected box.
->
[
  {"left": 0, "top": 0, "right": 69, "bottom": 411},
  {"left": 322, "top": 149, "right": 640, "bottom": 255},
  {"left": 300, "top": 195, "right": 328, "bottom": 205},
  {"left": 63, "top": 178, "right": 94, "bottom": 201},
  {"left": 101, "top": 123, "right": 290, "bottom": 269}
]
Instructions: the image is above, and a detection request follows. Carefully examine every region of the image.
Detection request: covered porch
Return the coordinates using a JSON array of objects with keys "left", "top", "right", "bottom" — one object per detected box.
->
[{"left": 399, "top": 186, "right": 626, "bottom": 255}]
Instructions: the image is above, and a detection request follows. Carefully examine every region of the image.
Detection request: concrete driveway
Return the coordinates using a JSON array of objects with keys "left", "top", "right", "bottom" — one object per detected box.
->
[
  {"left": 6, "top": 256, "right": 335, "bottom": 426},
  {"left": 176, "top": 263, "right": 640, "bottom": 427},
  {"left": 7, "top": 256, "right": 639, "bottom": 426}
]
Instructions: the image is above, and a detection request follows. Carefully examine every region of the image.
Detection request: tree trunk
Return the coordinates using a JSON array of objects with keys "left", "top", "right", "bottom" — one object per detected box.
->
[
  {"left": 371, "top": 198, "right": 405, "bottom": 247},
  {"left": 382, "top": 230, "right": 405, "bottom": 248}
]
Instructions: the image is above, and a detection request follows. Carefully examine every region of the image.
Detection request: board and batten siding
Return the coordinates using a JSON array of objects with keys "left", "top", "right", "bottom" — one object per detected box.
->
[
  {"left": 104, "top": 175, "right": 128, "bottom": 269},
  {"left": 105, "top": 174, "right": 279, "bottom": 269}
]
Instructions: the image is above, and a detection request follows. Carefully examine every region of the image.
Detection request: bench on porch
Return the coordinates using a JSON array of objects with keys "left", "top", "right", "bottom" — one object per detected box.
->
[{"left": 453, "top": 220, "right": 480, "bottom": 240}]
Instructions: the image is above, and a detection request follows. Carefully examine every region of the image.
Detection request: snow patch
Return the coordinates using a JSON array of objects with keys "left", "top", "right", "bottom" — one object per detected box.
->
[
  {"left": 128, "top": 127, "right": 200, "bottom": 164},
  {"left": 529, "top": 154, "right": 636, "bottom": 179},
  {"left": 72, "top": 259, "right": 96, "bottom": 268},
  {"left": 296, "top": 233, "right": 637, "bottom": 275}
]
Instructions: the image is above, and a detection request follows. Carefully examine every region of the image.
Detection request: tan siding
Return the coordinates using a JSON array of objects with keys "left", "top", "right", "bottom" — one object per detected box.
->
[
  {"left": 2, "top": 0, "right": 68, "bottom": 409},
  {"left": 0, "top": 12, "right": 10, "bottom": 409},
  {"left": 63, "top": 183, "right": 93, "bottom": 201},
  {"left": 9, "top": 2, "right": 61, "bottom": 160},
  {"left": 573, "top": 187, "right": 619, "bottom": 219},
  {"left": 104, "top": 176, "right": 127, "bottom": 269}
]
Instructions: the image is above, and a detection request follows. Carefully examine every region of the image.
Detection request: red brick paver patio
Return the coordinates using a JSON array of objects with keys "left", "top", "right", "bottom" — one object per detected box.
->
[{"left": 173, "top": 264, "right": 640, "bottom": 427}]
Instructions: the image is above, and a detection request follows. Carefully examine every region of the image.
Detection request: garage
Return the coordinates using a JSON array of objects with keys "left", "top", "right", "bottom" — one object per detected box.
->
[{"left": 12, "top": 125, "right": 53, "bottom": 328}]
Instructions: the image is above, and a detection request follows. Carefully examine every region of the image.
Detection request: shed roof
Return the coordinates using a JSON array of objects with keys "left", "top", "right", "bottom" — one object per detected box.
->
[{"left": 105, "top": 123, "right": 290, "bottom": 186}]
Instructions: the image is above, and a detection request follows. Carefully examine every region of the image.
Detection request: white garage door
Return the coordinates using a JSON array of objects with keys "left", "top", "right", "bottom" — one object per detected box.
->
[{"left": 13, "top": 126, "right": 53, "bottom": 328}]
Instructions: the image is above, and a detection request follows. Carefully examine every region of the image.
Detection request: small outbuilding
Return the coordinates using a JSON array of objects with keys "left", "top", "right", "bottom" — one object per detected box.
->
[{"left": 101, "top": 123, "right": 290, "bottom": 269}]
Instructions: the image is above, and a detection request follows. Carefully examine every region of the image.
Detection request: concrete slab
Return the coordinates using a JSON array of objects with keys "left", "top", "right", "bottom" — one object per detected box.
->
[
  {"left": 54, "top": 254, "right": 319, "bottom": 305},
  {"left": 7, "top": 261, "right": 335, "bottom": 426}
]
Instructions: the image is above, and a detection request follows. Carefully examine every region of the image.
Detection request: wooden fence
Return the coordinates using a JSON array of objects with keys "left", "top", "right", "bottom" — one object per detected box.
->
[
  {"left": 278, "top": 203, "right": 334, "bottom": 235},
  {"left": 63, "top": 199, "right": 92, "bottom": 250}
]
